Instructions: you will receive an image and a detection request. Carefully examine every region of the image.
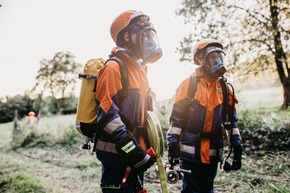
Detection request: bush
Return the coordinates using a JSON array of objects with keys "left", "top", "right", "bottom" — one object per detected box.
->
[
  {"left": 238, "top": 109, "right": 290, "bottom": 154},
  {"left": 10, "top": 115, "right": 83, "bottom": 151}
]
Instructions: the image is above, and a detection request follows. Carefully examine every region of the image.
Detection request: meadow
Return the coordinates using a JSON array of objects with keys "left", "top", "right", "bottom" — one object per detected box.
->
[{"left": 0, "top": 86, "right": 289, "bottom": 193}]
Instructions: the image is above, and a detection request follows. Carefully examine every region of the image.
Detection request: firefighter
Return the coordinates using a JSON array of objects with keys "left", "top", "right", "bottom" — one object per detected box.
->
[
  {"left": 95, "top": 10, "right": 162, "bottom": 192},
  {"left": 166, "top": 38, "right": 243, "bottom": 193},
  {"left": 25, "top": 111, "right": 38, "bottom": 126}
]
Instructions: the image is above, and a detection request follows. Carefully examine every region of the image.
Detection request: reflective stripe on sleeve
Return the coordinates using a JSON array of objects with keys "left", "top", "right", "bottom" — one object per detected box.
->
[
  {"left": 133, "top": 154, "right": 150, "bottom": 168},
  {"left": 226, "top": 128, "right": 240, "bottom": 136},
  {"left": 233, "top": 128, "right": 240, "bottom": 135},
  {"left": 96, "top": 141, "right": 118, "bottom": 154},
  {"left": 180, "top": 144, "right": 195, "bottom": 154},
  {"left": 167, "top": 126, "right": 182, "bottom": 135},
  {"left": 104, "top": 117, "right": 124, "bottom": 134}
]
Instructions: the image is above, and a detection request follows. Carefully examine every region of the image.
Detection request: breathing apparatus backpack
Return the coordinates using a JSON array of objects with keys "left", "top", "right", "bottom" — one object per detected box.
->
[{"left": 75, "top": 56, "right": 129, "bottom": 149}]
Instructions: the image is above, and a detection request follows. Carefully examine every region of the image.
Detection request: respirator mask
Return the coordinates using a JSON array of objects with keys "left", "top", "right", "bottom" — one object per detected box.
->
[
  {"left": 128, "top": 16, "right": 162, "bottom": 64},
  {"left": 203, "top": 47, "right": 226, "bottom": 78},
  {"left": 136, "top": 26, "right": 162, "bottom": 63}
]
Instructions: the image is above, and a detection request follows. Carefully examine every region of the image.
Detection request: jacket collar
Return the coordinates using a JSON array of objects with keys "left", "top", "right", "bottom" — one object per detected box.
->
[
  {"left": 111, "top": 47, "right": 139, "bottom": 69},
  {"left": 196, "top": 67, "right": 219, "bottom": 83}
]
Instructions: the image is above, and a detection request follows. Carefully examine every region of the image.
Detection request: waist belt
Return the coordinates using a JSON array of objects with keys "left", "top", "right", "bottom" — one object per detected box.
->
[
  {"left": 180, "top": 144, "right": 221, "bottom": 157},
  {"left": 200, "top": 132, "right": 219, "bottom": 139},
  {"left": 96, "top": 140, "right": 118, "bottom": 154}
]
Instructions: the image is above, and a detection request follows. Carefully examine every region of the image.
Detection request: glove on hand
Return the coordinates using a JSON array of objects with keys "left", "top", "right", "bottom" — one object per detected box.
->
[
  {"left": 168, "top": 142, "right": 180, "bottom": 166},
  {"left": 232, "top": 144, "right": 243, "bottom": 170},
  {"left": 115, "top": 132, "right": 155, "bottom": 174}
]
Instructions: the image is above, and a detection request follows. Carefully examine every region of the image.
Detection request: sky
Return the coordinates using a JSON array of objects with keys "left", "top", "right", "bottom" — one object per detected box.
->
[{"left": 0, "top": 0, "right": 194, "bottom": 101}]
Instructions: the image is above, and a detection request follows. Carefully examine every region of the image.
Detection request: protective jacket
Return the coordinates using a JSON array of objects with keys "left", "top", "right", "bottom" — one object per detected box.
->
[
  {"left": 167, "top": 68, "right": 242, "bottom": 164},
  {"left": 95, "top": 47, "right": 152, "bottom": 153}
]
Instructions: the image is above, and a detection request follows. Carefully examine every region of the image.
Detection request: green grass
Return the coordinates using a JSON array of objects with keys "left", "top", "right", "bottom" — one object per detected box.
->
[
  {"left": 0, "top": 173, "right": 48, "bottom": 193},
  {"left": 0, "top": 88, "right": 289, "bottom": 193},
  {"left": 237, "top": 85, "right": 283, "bottom": 110},
  {"left": 7, "top": 114, "right": 85, "bottom": 150},
  {"left": 0, "top": 122, "right": 14, "bottom": 148},
  {"left": 0, "top": 114, "right": 100, "bottom": 193}
]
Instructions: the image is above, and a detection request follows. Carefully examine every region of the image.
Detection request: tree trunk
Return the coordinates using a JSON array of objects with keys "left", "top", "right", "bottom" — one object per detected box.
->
[
  {"left": 282, "top": 78, "right": 290, "bottom": 110},
  {"left": 269, "top": 0, "right": 289, "bottom": 109}
]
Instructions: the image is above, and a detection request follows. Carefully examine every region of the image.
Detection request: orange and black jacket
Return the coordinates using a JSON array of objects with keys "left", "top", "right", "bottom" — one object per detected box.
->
[
  {"left": 95, "top": 48, "right": 151, "bottom": 150},
  {"left": 167, "top": 68, "right": 242, "bottom": 164}
]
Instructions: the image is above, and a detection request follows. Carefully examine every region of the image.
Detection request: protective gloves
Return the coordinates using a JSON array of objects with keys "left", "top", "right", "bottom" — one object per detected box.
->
[
  {"left": 232, "top": 144, "right": 243, "bottom": 170},
  {"left": 115, "top": 132, "right": 155, "bottom": 175},
  {"left": 168, "top": 142, "right": 180, "bottom": 166}
]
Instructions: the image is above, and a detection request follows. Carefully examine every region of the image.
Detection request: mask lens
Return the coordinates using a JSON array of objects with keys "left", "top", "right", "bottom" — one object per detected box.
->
[
  {"left": 204, "top": 49, "right": 226, "bottom": 77},
  {"left": 139, "top": 28, "right": 162, "bottom": 63},
  {"left": 205, "top": 52, "right": 224, "bottom": 68}
]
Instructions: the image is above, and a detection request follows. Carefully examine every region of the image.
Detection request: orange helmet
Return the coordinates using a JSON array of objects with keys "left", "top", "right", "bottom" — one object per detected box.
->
[
  {"left": 110, "top": 10, "right": 148, "bottom": 45},
  {"left": 28, "top": 111, "right": 35, "bottom": 116},
  {"left": 192, "top": 38, "right": 223, "bottom": 65}
]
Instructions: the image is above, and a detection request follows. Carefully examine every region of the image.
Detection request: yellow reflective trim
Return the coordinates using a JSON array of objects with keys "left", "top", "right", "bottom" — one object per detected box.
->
[
  {"left": 121, "top": 141, "right": 136, "bottom": 153},
  {"left": 100, "top": 184, "right": 121, "bottom": 189}
]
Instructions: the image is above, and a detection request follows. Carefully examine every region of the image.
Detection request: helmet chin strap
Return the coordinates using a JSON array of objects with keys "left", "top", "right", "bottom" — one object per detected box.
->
[
  {"left": 123, "top": 41, "right": 138, "bottom": 59},
  {"left": 124, "top": 31, "right": 143, "bottom": 60}
]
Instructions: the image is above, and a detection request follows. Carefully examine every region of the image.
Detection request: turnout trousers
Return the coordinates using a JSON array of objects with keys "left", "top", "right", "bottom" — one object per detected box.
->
[
  {"left": 180, "top": 160, "right": 218, "bottom": 193},
  {"left": 96, "top": 149, "right": 144, "bottom": 193}
]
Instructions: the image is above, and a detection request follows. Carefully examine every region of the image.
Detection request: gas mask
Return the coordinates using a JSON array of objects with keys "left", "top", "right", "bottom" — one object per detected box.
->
[
  {"left": 136, "top": 26, "right": 162, "bottom": 63},
  {"left": 128, "top": 16, "right": 162, "bottom": 63},
  {"left": 203, "top": 47, "right": 226, "bottom": 78}
]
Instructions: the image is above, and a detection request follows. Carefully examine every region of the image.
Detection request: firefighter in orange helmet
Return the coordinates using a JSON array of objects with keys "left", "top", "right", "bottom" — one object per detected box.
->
[
  {"left": 26, "top": 111, "right": 38, "bottom": 126},
  {"left": 95, "top": 10, "right": 162, "bottom": 192},
  {"left": 167, "top": 38, "right": 242, "bottom": 193}
]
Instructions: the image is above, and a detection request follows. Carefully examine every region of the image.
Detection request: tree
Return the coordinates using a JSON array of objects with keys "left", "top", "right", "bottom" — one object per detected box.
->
[
  {"left": 33, "top": 51, "right": 82, "bottom": 98},
  {"left": 176, "top": 0, "right": 290, "bottom": 109},
  {"left": 32, "top": 51, "right": 82, "bottom": 113},
  {"left": 0, "top": 94, "right": 34, "bottom": 123}
]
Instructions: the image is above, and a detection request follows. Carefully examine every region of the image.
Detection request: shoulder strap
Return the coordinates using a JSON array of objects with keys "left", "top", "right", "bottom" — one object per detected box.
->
[
  {"left": 219, "top": 77, "right": 229, "bottom": 125},
  {"left": 187, "top": 75, "right": 230, "bottom": 125},
  {"left": 78, "top": 74, "right": 96, "bottom": 80},
  {"left": 105, "top": 56, "right": 129, "bottom": 96},
  {"left": 187, "top": 74, "right": 198, "bottom": 102}
]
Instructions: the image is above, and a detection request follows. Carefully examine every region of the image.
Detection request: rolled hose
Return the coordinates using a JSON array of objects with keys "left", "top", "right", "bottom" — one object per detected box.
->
[{"left": 146, "top": 111, "right": 168, "bottom": 193}]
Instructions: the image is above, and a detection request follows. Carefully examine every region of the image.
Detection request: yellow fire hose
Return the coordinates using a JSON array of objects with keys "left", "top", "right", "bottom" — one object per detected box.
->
[{"left": 146, "top": 111, "right": 168, "bottom": 193}]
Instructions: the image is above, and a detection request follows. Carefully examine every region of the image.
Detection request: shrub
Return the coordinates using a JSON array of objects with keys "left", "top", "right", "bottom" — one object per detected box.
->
[{"left": 238, "top": 109, "right": 290, "bottom": 154}]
